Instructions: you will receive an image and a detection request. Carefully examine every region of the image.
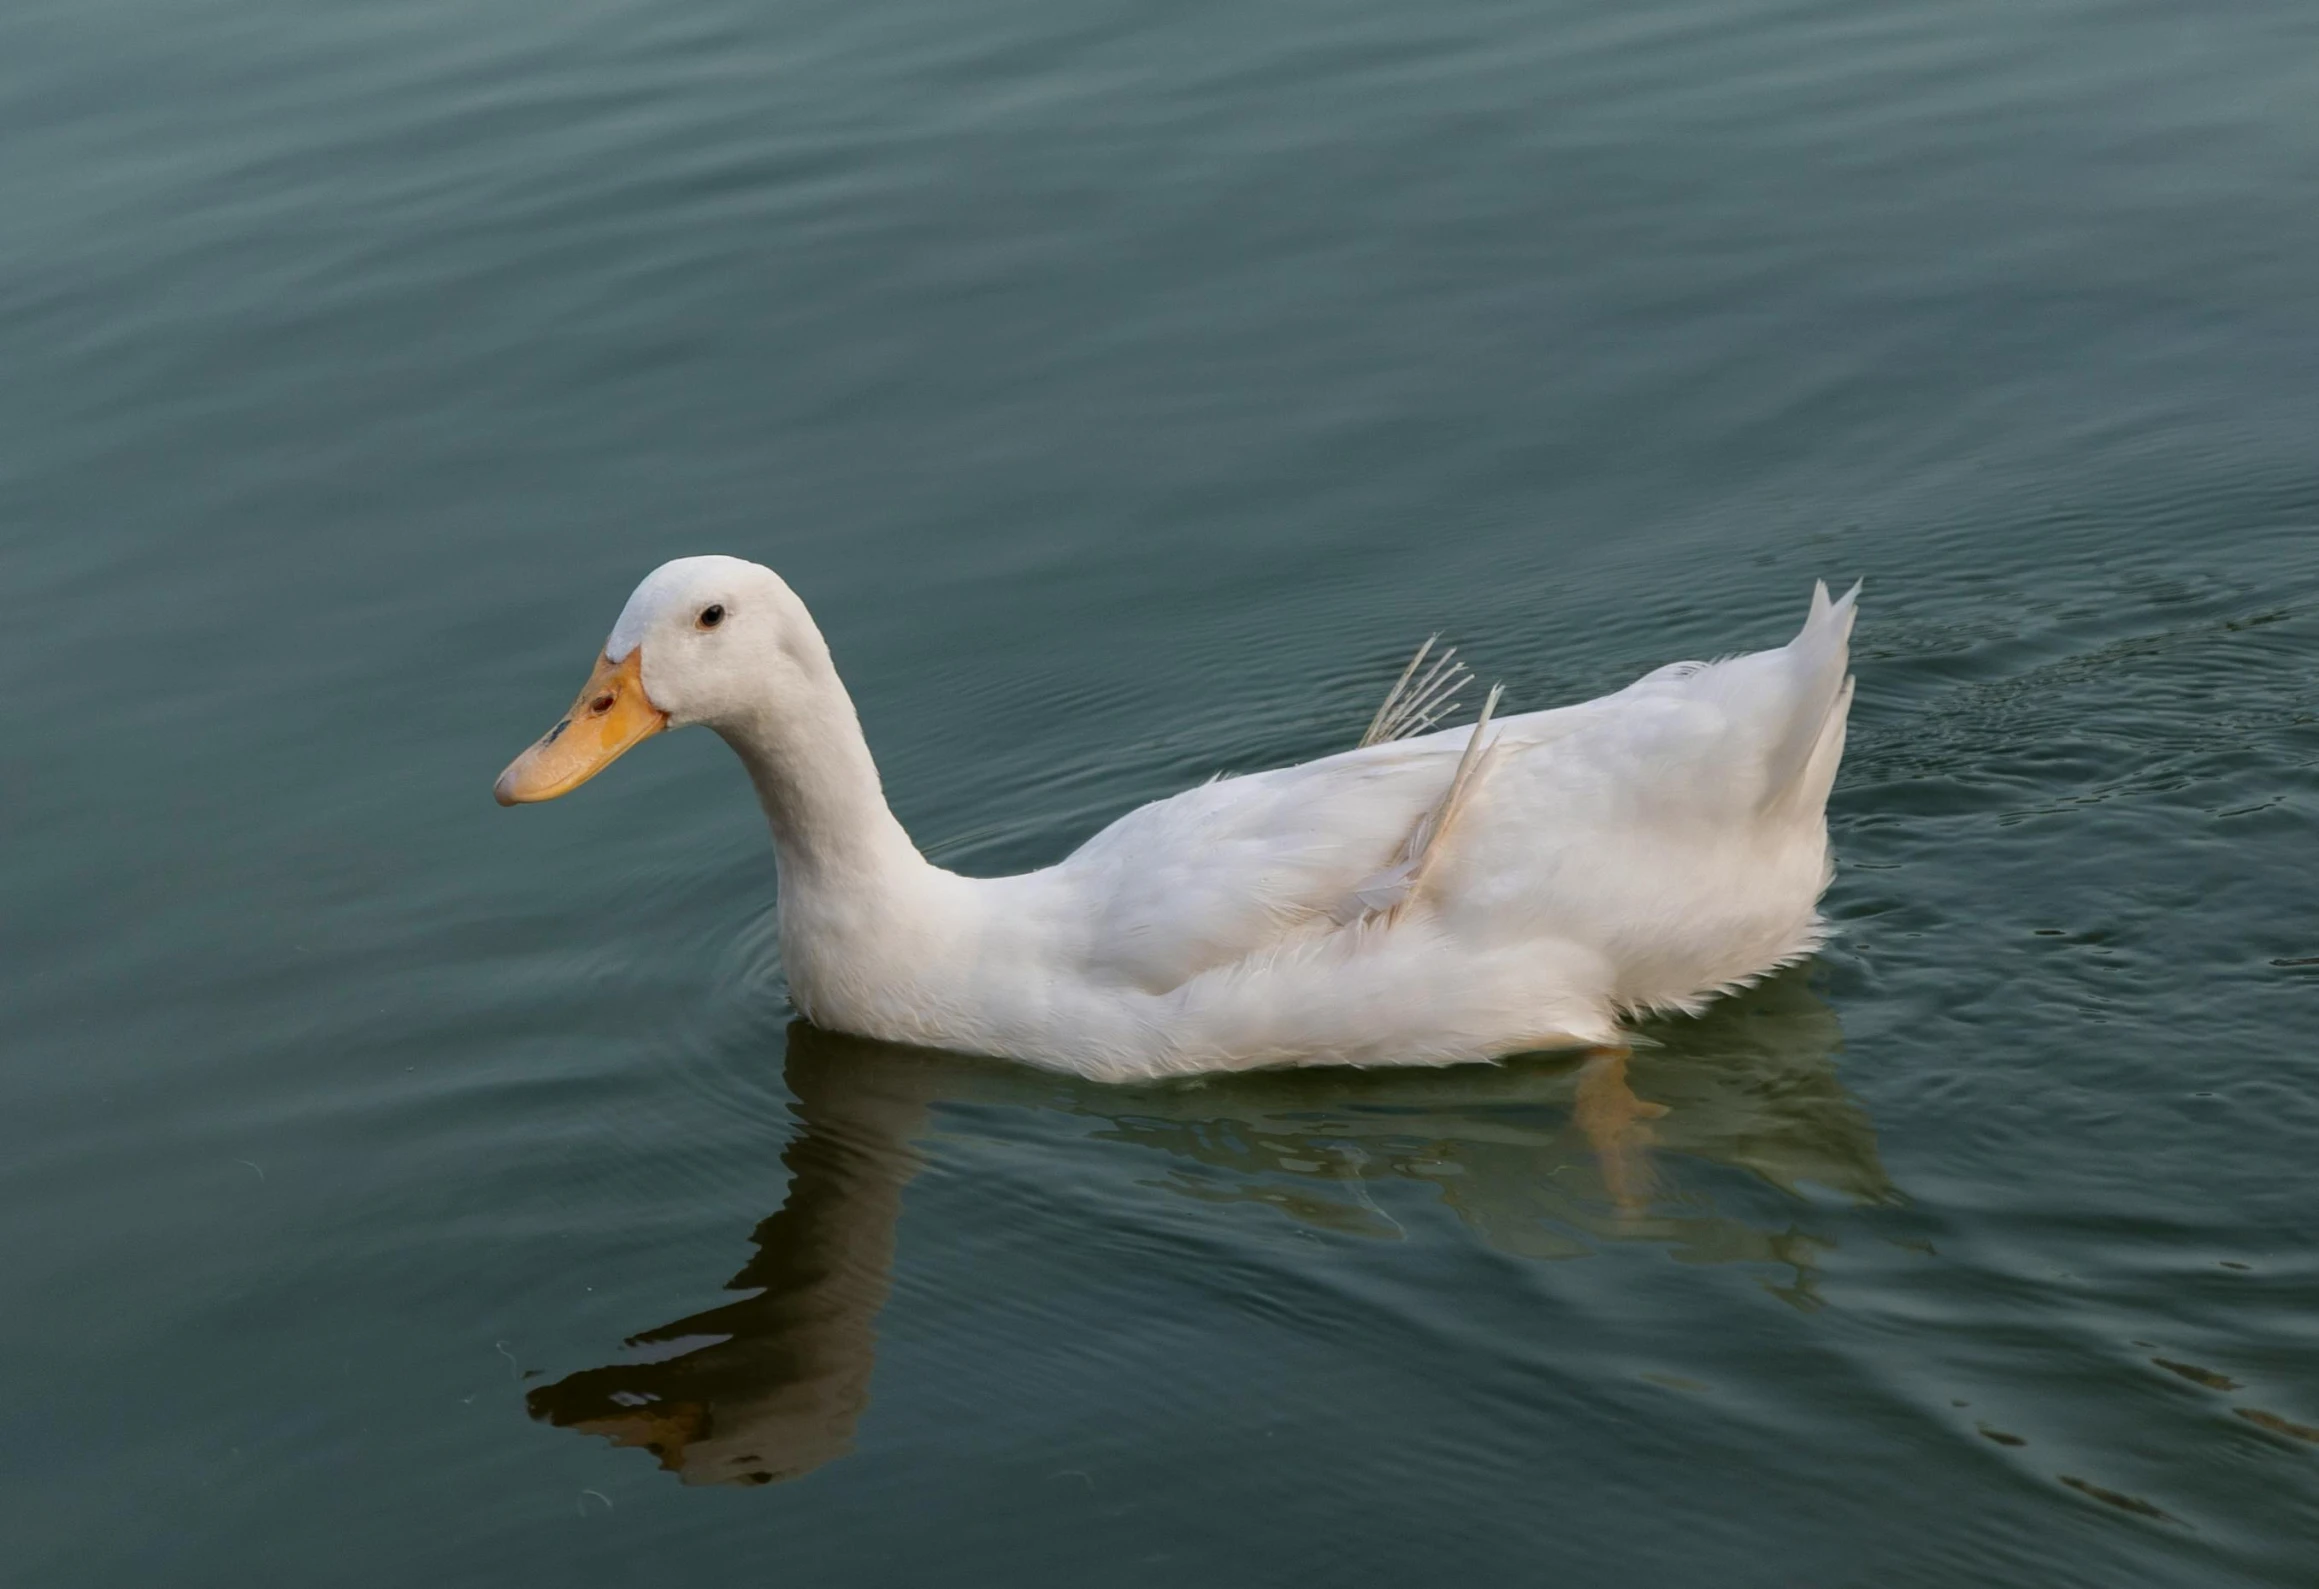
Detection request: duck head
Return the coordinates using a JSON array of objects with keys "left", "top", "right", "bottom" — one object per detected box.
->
[{"left": 493, "top": 555, "right": 809, "bottom": 804}]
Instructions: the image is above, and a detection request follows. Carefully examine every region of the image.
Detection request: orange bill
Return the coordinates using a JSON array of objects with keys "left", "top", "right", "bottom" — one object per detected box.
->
[{"left": 495, "top": 650, "right": 667, "bottom": 806}]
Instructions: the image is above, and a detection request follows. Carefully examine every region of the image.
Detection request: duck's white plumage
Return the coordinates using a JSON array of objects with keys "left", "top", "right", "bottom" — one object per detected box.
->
[{"left": 498, "top": 557, "right": 1858, "bottom": 1082}]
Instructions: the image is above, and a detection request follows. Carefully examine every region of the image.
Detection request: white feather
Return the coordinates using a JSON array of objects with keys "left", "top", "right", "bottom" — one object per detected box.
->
[
  {"left": 1358, "top": 636, "right": 1474, "bottom": 747},
  {"left": 1340, "top": 682, "right": 1506, "bottom": 924}
]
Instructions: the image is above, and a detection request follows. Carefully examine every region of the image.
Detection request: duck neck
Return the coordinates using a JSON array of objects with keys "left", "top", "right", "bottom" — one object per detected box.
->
[{"left": 715, "top": 665, "right": 930, "bottom": 906}]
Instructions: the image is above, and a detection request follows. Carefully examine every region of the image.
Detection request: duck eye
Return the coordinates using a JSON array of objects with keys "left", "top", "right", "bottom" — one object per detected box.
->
[{"left": 697, "top": 604, "right": 725, "bottom": 630}]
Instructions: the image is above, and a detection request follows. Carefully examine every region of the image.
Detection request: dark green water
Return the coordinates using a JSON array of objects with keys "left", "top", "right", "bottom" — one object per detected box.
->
[{"left": 8, "top": 0, "right": 2318, "bottom": 1581}]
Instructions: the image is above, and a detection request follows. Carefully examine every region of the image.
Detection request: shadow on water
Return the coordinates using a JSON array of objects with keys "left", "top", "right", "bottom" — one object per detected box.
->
[{"left": 528, "top": 970, "right": 1890, "bottom": 1485}]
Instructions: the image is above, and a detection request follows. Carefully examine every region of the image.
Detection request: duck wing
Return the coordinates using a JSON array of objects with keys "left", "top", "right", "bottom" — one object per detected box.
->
[{"left": 1053, "top": 581, "right": 1858, "bottom": 998}]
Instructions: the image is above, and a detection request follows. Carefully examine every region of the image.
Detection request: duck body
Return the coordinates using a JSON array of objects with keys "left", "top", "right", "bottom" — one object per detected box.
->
[{"left": 498, "top": 558, "right": 1858, "bottom": 1082}]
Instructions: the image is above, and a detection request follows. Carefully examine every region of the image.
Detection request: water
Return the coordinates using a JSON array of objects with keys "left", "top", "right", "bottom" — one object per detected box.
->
[{"left": 7, "top": 0, "right": 2318, "bottom": 1580}]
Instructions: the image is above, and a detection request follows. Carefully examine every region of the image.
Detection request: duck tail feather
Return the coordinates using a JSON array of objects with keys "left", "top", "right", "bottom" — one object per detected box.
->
[{"left": 1761, "top": 579, "right": 1860, "bottom": 812}]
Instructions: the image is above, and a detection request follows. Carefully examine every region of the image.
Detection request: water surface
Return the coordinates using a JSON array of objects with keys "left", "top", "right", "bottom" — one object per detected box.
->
[{"left": 6, "top": 0, "right": 2319, "bottom": 1582}]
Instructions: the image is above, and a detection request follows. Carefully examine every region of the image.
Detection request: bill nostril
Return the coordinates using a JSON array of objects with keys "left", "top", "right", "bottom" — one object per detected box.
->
[{"left": 590, "top": 694, "right": 615, "bottom": 715}]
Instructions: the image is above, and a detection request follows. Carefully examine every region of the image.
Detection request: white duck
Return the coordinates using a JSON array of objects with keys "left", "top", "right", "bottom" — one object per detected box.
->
[{"left": 497, "top": 557, "right": 1858, "bottom": 1082}]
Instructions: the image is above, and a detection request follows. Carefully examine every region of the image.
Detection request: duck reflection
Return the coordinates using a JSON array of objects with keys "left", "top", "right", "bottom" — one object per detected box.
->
[
  {"left": 529, "top": 970, "right": 1889, "bottom": 1485},
  {"left": 1089, "top": 970, "right": 1891, "bottom": 1279},
  {"left": 526, "top": 1034, "right": 930, "bottom": 1485}
]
